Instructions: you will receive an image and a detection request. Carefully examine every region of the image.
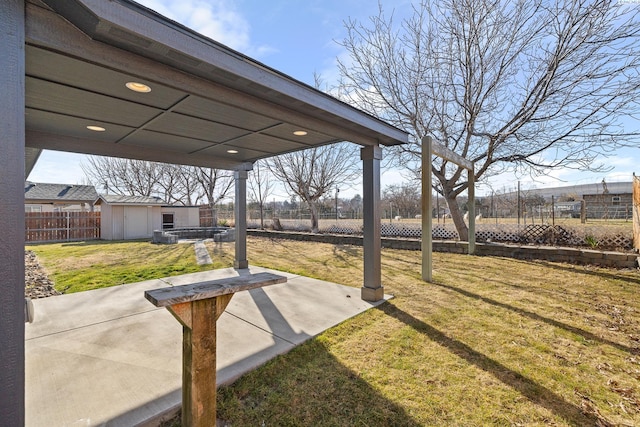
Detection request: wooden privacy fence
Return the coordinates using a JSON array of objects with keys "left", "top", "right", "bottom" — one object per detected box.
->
[
  {"left": 25, "top": 212, "right": 100, "bottom": 243},
  {"left": 634, "top": 174, "right": 640, "bottom": 251}
]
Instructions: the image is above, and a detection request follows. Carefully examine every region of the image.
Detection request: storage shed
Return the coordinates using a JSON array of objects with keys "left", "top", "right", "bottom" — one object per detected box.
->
[{"left": 94, "top": 194, "right": 164, "bottom": 240}]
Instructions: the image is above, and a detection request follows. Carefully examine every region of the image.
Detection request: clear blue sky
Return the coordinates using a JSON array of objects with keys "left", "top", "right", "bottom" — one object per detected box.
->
[{"left": 28, "top": 0, "right": 638, "bottom": 198}]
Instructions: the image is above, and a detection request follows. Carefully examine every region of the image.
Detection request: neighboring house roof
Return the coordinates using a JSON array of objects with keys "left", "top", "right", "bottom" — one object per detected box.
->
[
  {"left": 24, "top": 181, "right": 98, "bottom": 203},
  {"left": 94, "top": 194, "right": 165, "bottom": 206}
]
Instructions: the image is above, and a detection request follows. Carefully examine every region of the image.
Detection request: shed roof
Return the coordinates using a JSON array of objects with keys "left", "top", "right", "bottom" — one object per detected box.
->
[
  {"left": 94, "top": 194, "right": 165, "bottom": 206},
  {"left": 24, "top": 181, "right": 98, "bottom": 203},
  {"left": 25, "top": 0, "right": 409, "bottom": 175}
]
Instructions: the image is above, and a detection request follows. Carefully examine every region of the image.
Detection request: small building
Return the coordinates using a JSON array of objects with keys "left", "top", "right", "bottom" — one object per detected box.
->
[
  {"left": 95, "top": 195, "right": 201, "bottom": 240},
  {"left": 24, "top": 181, "right": 98, "bottom": 212},
  {"left": 94, "top": 194, "right": 165, "bottom": 240},
  {"left": 583, "top": 190, "right": 633, "bottom": 220},
  {"left": 553, "top": 201, "right": 582, "bottom": 218}
]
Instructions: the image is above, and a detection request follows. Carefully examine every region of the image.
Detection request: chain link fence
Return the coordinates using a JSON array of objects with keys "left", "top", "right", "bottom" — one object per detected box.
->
[{"left": 199, "top": 203, "right": 635, "bottom": 251}]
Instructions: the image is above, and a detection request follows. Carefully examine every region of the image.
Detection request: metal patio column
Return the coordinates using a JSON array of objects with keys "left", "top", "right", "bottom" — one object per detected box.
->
[
  {"left": 361, "top": 145, "right": 384, "bottom": 301},
  {"left": 0, "top": 0, "right": 26, "bottom": 424},
  {"left": 234, "top": 165, "right": 251, "bottom": 269}
]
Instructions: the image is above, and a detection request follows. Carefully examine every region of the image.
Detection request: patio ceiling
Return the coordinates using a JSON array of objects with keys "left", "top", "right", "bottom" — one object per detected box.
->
[{"left": 24, "top": 0, "right": 408, "bottom": 175}]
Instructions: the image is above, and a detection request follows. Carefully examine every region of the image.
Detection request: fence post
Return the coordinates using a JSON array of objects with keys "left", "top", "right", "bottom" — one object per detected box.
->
[
  {"left": 517, "top": 181, "right": 521, "bottom": 226},
  {"left": 633, "top": 174, "right": 640, "bottom": 252}
]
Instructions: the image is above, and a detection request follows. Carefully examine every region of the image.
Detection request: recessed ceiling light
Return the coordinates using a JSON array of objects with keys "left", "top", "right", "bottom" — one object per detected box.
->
[
  {"left": 293, "top": 130, "right": 308, "bottom": 136},
  {"left": 86, "top": 125, "right": 106, "bottom": 132},
  {"left": 125, "top": 82, "right": 151, "bottom": 93},
  {"left": 227, "top": 149, "right": 239, "bottom": 154}
]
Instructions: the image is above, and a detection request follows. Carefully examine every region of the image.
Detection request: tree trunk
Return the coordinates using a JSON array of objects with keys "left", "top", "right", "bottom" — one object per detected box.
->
[
  {"left": 309, "top": 202, "right": 319, "bottom": 233},
  {"left": 259, "top": 204, "right": 264, "bottom": 229},
  {"left": 444, "top": 193, "right": 468, "bottom": 242}
]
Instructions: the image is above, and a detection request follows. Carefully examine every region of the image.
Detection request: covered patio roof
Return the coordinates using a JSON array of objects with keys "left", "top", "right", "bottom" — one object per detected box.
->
[
  {"left": 1, "top": 0, "right": 410, "bottom": 424},
  {"left": 25, "top": 0, "right": 407, "bottom": 174}
]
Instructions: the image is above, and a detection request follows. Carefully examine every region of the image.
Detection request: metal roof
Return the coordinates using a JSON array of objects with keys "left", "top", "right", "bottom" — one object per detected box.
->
[
  {"left": 24, "top": 0, "right": 408, "bottom": 175},
  {"left": 24, "top": 181, "right": 98, "bottom": 203},
  {"left": 94, "top": 194, "right": 165, "bottom": 206}
]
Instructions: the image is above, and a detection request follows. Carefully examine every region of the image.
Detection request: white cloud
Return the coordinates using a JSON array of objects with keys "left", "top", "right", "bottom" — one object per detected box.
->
[
  {"left": 135, "top": 0, "right": 273, "bottom": 56},
  {"left": 601, "top": 155, "right": 636, "bottom": 168}
]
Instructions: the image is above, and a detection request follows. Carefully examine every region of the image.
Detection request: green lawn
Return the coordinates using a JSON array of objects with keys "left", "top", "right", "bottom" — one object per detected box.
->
[
  {"left": 26, "top": 239, "right": 234, "bottom": 293},
  {"left": 28, "top": 237, "right": 640, "bottom": 426}
]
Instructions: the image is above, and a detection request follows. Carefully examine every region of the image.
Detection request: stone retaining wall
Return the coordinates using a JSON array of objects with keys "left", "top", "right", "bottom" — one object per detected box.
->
[{"left": 248, "top": 230, "right": 639, "bottom": 269}]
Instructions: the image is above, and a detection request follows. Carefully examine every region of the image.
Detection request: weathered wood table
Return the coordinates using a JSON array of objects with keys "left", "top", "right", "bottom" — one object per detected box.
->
[{"left": 145, "top": 272, "right": 287, "bottom": 427}]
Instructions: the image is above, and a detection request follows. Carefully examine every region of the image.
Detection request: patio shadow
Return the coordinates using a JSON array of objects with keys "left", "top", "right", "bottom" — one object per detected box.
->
[
  {"left": 216, "top": 338, "right": 424, "bottom": 426},
  {"left": 376, "top": 302, "right": 602, "bottom": 426},
  {"left": 431, "top": 281, "right": 638, "bottom": 355}
]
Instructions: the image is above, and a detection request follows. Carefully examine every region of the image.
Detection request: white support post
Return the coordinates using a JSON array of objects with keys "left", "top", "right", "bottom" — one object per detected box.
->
[
  {"left": 361, "top": 145, "right": 384, "bottom": 301},
  {"left": 234, "top": 164, "right": 252, "bottom": 269},
  {"left": 421, "top": 136, "right": 433, "bottom": 282},
  {"left": 468, "top": 169, "right": 476, "bottom": 255},
  {"left": 0, "top": 0, "right": 26, "bottom": 424}
]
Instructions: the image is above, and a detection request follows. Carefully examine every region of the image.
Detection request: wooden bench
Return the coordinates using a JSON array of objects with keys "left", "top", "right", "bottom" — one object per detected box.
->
[{"left": 145, "top": 272, "right": 287, "bottom": 427}]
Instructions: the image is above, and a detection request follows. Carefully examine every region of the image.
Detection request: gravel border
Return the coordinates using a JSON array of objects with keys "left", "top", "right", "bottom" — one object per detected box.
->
[{"left": 25, "top": 250, "right": 60, "bottom": 299}]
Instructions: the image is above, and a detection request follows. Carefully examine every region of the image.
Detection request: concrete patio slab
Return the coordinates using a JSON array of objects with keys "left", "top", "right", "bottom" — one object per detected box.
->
[{"left": 26, "top": 267, "right": 390, "bottom": 427}]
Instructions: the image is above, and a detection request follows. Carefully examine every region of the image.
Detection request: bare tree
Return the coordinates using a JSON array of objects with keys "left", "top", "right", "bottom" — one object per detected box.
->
[
  {"left": 248, "top": 160, "right": 274, "bottom": 229},
  {"left": 81, "top": 157, "right": 233, "bottom": 211},
  {"left": 338, "top": 0, "right": 640, "bottom": 240},
  {"left": 268, "top": 143, "right": 361, "bottom": 232},
  {"left": 382, "top": 184, "right": 422, "bottom": 219},
  {"left": 82, "top": 156, "right": 161, "bottom": 197},
  {"left": 185, "top": 166, "right": 233, "bottom": 226}
]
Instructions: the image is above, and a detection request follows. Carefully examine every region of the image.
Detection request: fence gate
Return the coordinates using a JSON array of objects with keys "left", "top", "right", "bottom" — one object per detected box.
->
[{"left": 634, "top": 174, "right": 640, "bottom": 252}]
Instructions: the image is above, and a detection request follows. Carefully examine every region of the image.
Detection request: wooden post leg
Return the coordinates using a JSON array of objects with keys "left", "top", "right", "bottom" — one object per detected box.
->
[
  {"left": 183, "top": 298, "right": 217, "bottom": 427},
  {"left": 173, "top": 294, "right": 234, "bottom": 427}
]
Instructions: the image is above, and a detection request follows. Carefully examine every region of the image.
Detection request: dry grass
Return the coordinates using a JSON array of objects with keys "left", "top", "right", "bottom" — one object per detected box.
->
[
  {"left": 31, "top": 237, "right": 640, "bottom": 425},
  {"left": 215, "top": 237, "right": 640, "bottom": 426}
]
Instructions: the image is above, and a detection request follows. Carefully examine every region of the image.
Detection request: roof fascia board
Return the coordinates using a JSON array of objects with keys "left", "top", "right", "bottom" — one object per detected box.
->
[
  {"left": 83, "top": 0, "right": 408, "bottom": 144},
  {"left": 25, "top": 4, "right": 383, "bottom": 147},
  {"left": 26, "top": 130, "right": 243, "bottom": 170},
  {"left": 37, "top": 0, "right": 408, "bottom": 146},
  {"left": 25, "top": 147, "right": 42, "bottom": 178}
]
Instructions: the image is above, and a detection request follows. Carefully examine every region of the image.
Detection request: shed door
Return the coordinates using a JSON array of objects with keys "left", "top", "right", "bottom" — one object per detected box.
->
[{"left": 124, "top": 207, "right": 150, "bottom": 239}]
